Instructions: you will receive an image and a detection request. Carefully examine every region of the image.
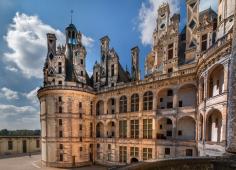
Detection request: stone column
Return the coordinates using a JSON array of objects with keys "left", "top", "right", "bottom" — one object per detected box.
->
[
  {"left": 173, "top": 88, "right": 179, "bottom": 108},
  {"left": 226, "top": 4, "right": 236, "bottom": 153},
  {"left": 153, "top": 92, "right": 157, "bottom": 111},
  {"left": 204, "top": 74, "right": 208, "bottom": 99},
  {"left": 127, "top": 119, "right": 130, "bottom": 138},
  {"left": 223, "top": 61, "right": 229, "bottom": 93},
  {"left": 104, "top": 99, "right": 107, "bottom": 115},
  {"left": 139, "top": 92, "right": 143, "bottom": 112},
  {"left": 127, "top": 94, "right": 131, "bottom": 113}
]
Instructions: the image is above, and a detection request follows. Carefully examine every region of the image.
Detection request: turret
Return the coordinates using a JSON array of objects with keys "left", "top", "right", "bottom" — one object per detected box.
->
[
  {"left": 131, "top": 46, "right": 140, "bottom": 81},
  {"left": 157, "top": 3, "right": 170, "bottom": 38},
  {"left": 100, "top": 36, "right": 110, "bottom": 61}
]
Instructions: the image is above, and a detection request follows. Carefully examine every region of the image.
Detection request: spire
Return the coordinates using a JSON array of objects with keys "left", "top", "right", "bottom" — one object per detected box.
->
[{"left": 70, "top": 10, "right": 74, "bottom": 24}]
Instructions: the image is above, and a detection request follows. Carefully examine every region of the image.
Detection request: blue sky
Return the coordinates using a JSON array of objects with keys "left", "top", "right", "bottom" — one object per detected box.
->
[{"left": 0, "top": 0, "right": 217, "bottom": 130}]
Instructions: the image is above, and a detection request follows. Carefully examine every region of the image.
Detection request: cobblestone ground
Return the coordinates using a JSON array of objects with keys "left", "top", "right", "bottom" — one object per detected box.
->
[{"left": 0, "top": 154, "right": 107, "bottom": 170}]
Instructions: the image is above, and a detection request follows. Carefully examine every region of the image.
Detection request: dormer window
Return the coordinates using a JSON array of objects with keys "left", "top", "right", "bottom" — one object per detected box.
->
[
  {"left": 201, "top": 34, "right": 208, "bottom": 51},
  {"left": 111, "top": 64, "right": 114, "bottom": 76},
  {"left": 168, "top": 43, "right": 174, "bottom": 60}
]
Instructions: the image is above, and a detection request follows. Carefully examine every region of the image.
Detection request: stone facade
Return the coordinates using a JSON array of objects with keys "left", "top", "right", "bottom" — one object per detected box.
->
[
  {"left": 37, "top": 1, "right": 236, "bottom": 168},
  {"left": 0, "top": 136, "right": 40, "bottom": 156}
]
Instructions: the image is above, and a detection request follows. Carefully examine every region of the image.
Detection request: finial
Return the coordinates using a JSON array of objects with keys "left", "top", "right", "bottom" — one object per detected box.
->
[{"left": 70, "top": 10, "right": 74, "bottom": 24}]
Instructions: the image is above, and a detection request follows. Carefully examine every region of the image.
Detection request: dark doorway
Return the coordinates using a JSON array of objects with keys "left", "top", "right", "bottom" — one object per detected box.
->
[
  {"left": 72, "top": 156, "right": 75, "bottom": 166},
  {"left": 22, "top": 140, "right": 27, "bottom": 153},
  {"left": 131, "top": 158, "right": 139, "bottom": 163}
]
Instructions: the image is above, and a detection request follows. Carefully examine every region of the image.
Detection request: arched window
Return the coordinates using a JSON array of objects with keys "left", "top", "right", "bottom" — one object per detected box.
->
[
  {"left": 119, "top": 96, "right": 127, "bottom": 113},
  {"left": 143, "top": 91, "right": 153, "bottom": 111},
  {"left": 131, "top": 94, "right": 139, "bottom": 112}
]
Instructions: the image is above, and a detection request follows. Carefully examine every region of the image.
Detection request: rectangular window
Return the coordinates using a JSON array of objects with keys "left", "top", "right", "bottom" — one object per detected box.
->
[
  {"left": 81, "top": 71, "right": 83, "bottom": 76},
  {"left": 131, "top": 94, "right": 139, "bottom": 112},
  {"left": 111, "top": 64, "right": 115, "bottom": 76},
  {"left": 80, "top": 59, "right": 83, "bottom": 65},
  {"left": 59, "top": 106, "right": 63, "bottom": 113},
  {"left": 119, "top": 146, "right": 127, "bottom": 163},
  {"left": 168, "top": 43, "right": 174, "bottom": 60},
  {"left": 60, "top": 144, "right": 63, "bottom": 150},
  {"left": 167, "top": 119, "right": 172, "bottom": 125},
  {"left": 36, "top": 140, "right": 40, "bottom": 148},
  {"left": 166, "top": 131, "right": 172, "bottom": 137},
  {"left": 160, "top": 98, "right": 163, "bottom": 102},
  {"left": 119, "top": 120, "right": 127, "bottom": 138},
  {"left": 59, "top": 154, "right": 63, "bottom": 161},
  {"left": 8, "top": 141, "right": 13, "bottom": 150},
  {"left": 201, "top": 34, "right": 208, "bottom": 51},
  {"left": 79, "top": 102, "right": 82, "bottom": 108},
  {"left": 168, "top": 68, "right": 173, "bottom": 73},
  {"left": 143, "top": 119, "right": 152, "bottom": 139},
  {"left": 79, "top": 124, "right": 82, "bottom": 131},
  {"left": 178, "top": 130, "right": 182, "bottom": 136},
  {"left": 80, "top": 147, "right": 83, "bottom": 151},
  {"left": 167, "top": 102, "right": 173, "bottom": 108},
  {"left": 59, "top": 130, "right": 63, "bottom": 138},
  {"left": 179, "top": 101, "right": 183, "bottom": 107},
  {"left": 131, "top": 120, "right": 139, "bottom": 139},
  {"left": 58, "top": 62, "right": 62, "bottom": 74},
  {"left": 130, "top": 147, "right": 139, "bottom": 157},
  {"left": 58, "top": 67, "right": 62, "bottom": 74},
  {"left": 58, "top": 81, "right": 62, "bottom": 85},
  {"left": 165, "top": 148, "right": 170, "bottom": 155},
  {"left": 108, "top": 144, "right": 111, "bottom": 150},
  {"left": 167, "top": 90, "right": 173, "bottom": 96},
  {"left": 143, "top": 148, "right": 152, "bottom": 160},
  {"left": 59, "top": 119, "right": 62, "bottom": 126},
  {"left": 58, "top": 96, "right": 62, "bottom": 102},
  {"left": 186, "top": 149, "right": 193, "bottom": 156},
  {"left": 95, "top": 72, "right": 98, "bottom": 82}
]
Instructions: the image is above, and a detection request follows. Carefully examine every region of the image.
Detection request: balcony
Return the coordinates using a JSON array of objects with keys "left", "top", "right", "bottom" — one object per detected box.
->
[
  {"left": 157, "top": 108, "right": 177, "bottom": 116},
  {"left": 206, "top": 93, "right": 227, "bottom": 108}
]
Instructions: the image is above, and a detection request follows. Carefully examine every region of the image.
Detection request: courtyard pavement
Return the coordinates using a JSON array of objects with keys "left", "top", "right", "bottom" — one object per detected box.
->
[{"left": 0, "top": 154, "right": 107, "bottom": 170}]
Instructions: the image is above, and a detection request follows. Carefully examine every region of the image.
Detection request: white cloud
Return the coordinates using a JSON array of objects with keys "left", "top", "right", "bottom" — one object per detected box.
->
[
  {"left": 3, "top": 12, "right": 94, "bottom": 79},
  {"left": 5, "top": 66, "right": 18, "bottom": 72},
  {"left": 0, "top": 87, "right": 19, "bottom": 100},
  {"left": 200, "top": 1, "right": 218, "bottom": 12},
  {"left": 0, "top": 104, "right": 39, "bottom": 130},
  {"left": 138, "top": 0, "right": 180, "bottom": 45},
  {"left": 23, "top": 87, "right": 40, "bottom": 105},
  {"left": 82, "top": 34, "right": 94, "bottom": 48}
]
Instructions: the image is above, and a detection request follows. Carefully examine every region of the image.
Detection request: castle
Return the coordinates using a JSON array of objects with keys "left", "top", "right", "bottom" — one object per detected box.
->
[{"left": 37, "top": 0, "right": 236, "bottom": 168}]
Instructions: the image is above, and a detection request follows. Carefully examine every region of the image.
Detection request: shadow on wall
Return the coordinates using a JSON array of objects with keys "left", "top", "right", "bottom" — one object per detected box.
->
[{"left": 118, "top": 155, "right": 236, "bottom": 170}]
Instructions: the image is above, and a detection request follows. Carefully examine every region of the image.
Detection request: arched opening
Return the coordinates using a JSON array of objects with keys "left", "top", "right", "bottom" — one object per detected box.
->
[
  {"left": 157, "top": 89, "right": 173, "bottom": 109},
  {"left": 143, "top": 91, "right": 153, "bottom": 111},
  {"left": 156, "top": 117, "right": 173, "bottom": 140},
  {"left": 177, "top": 116, "right": 196, "bottom": 140},
  {"left": 131, "top": 157, "right": 139, "bottom": 163},
  {"left": 178, "top": 84, "right": 196, "bottom": 107},
  {"left": 131, "top": 93, "right": 139, "bottom": 112},
  {"left": 119, "top": 96, "right": 127, "bottom": 113},
  {"left": 107, "top": 98, "right": 116, "bottom": 114},
  {"left": 96, "top": 122, "right": 105, "bottom": 138},
  {"left": 107, "top": 121, "right": 115, "bottom": 138},
  {"left": 208, "top": 65, "right": 224, "bottom": 98},
  {"left": 199, "top": 114, "right": 203, "bottom": 141},
  {"left": 206, "top": 109, "right": 222, "bottom": 142},
  {"left": 96, "top": 100, "right": 104, "bottom": 115}
]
